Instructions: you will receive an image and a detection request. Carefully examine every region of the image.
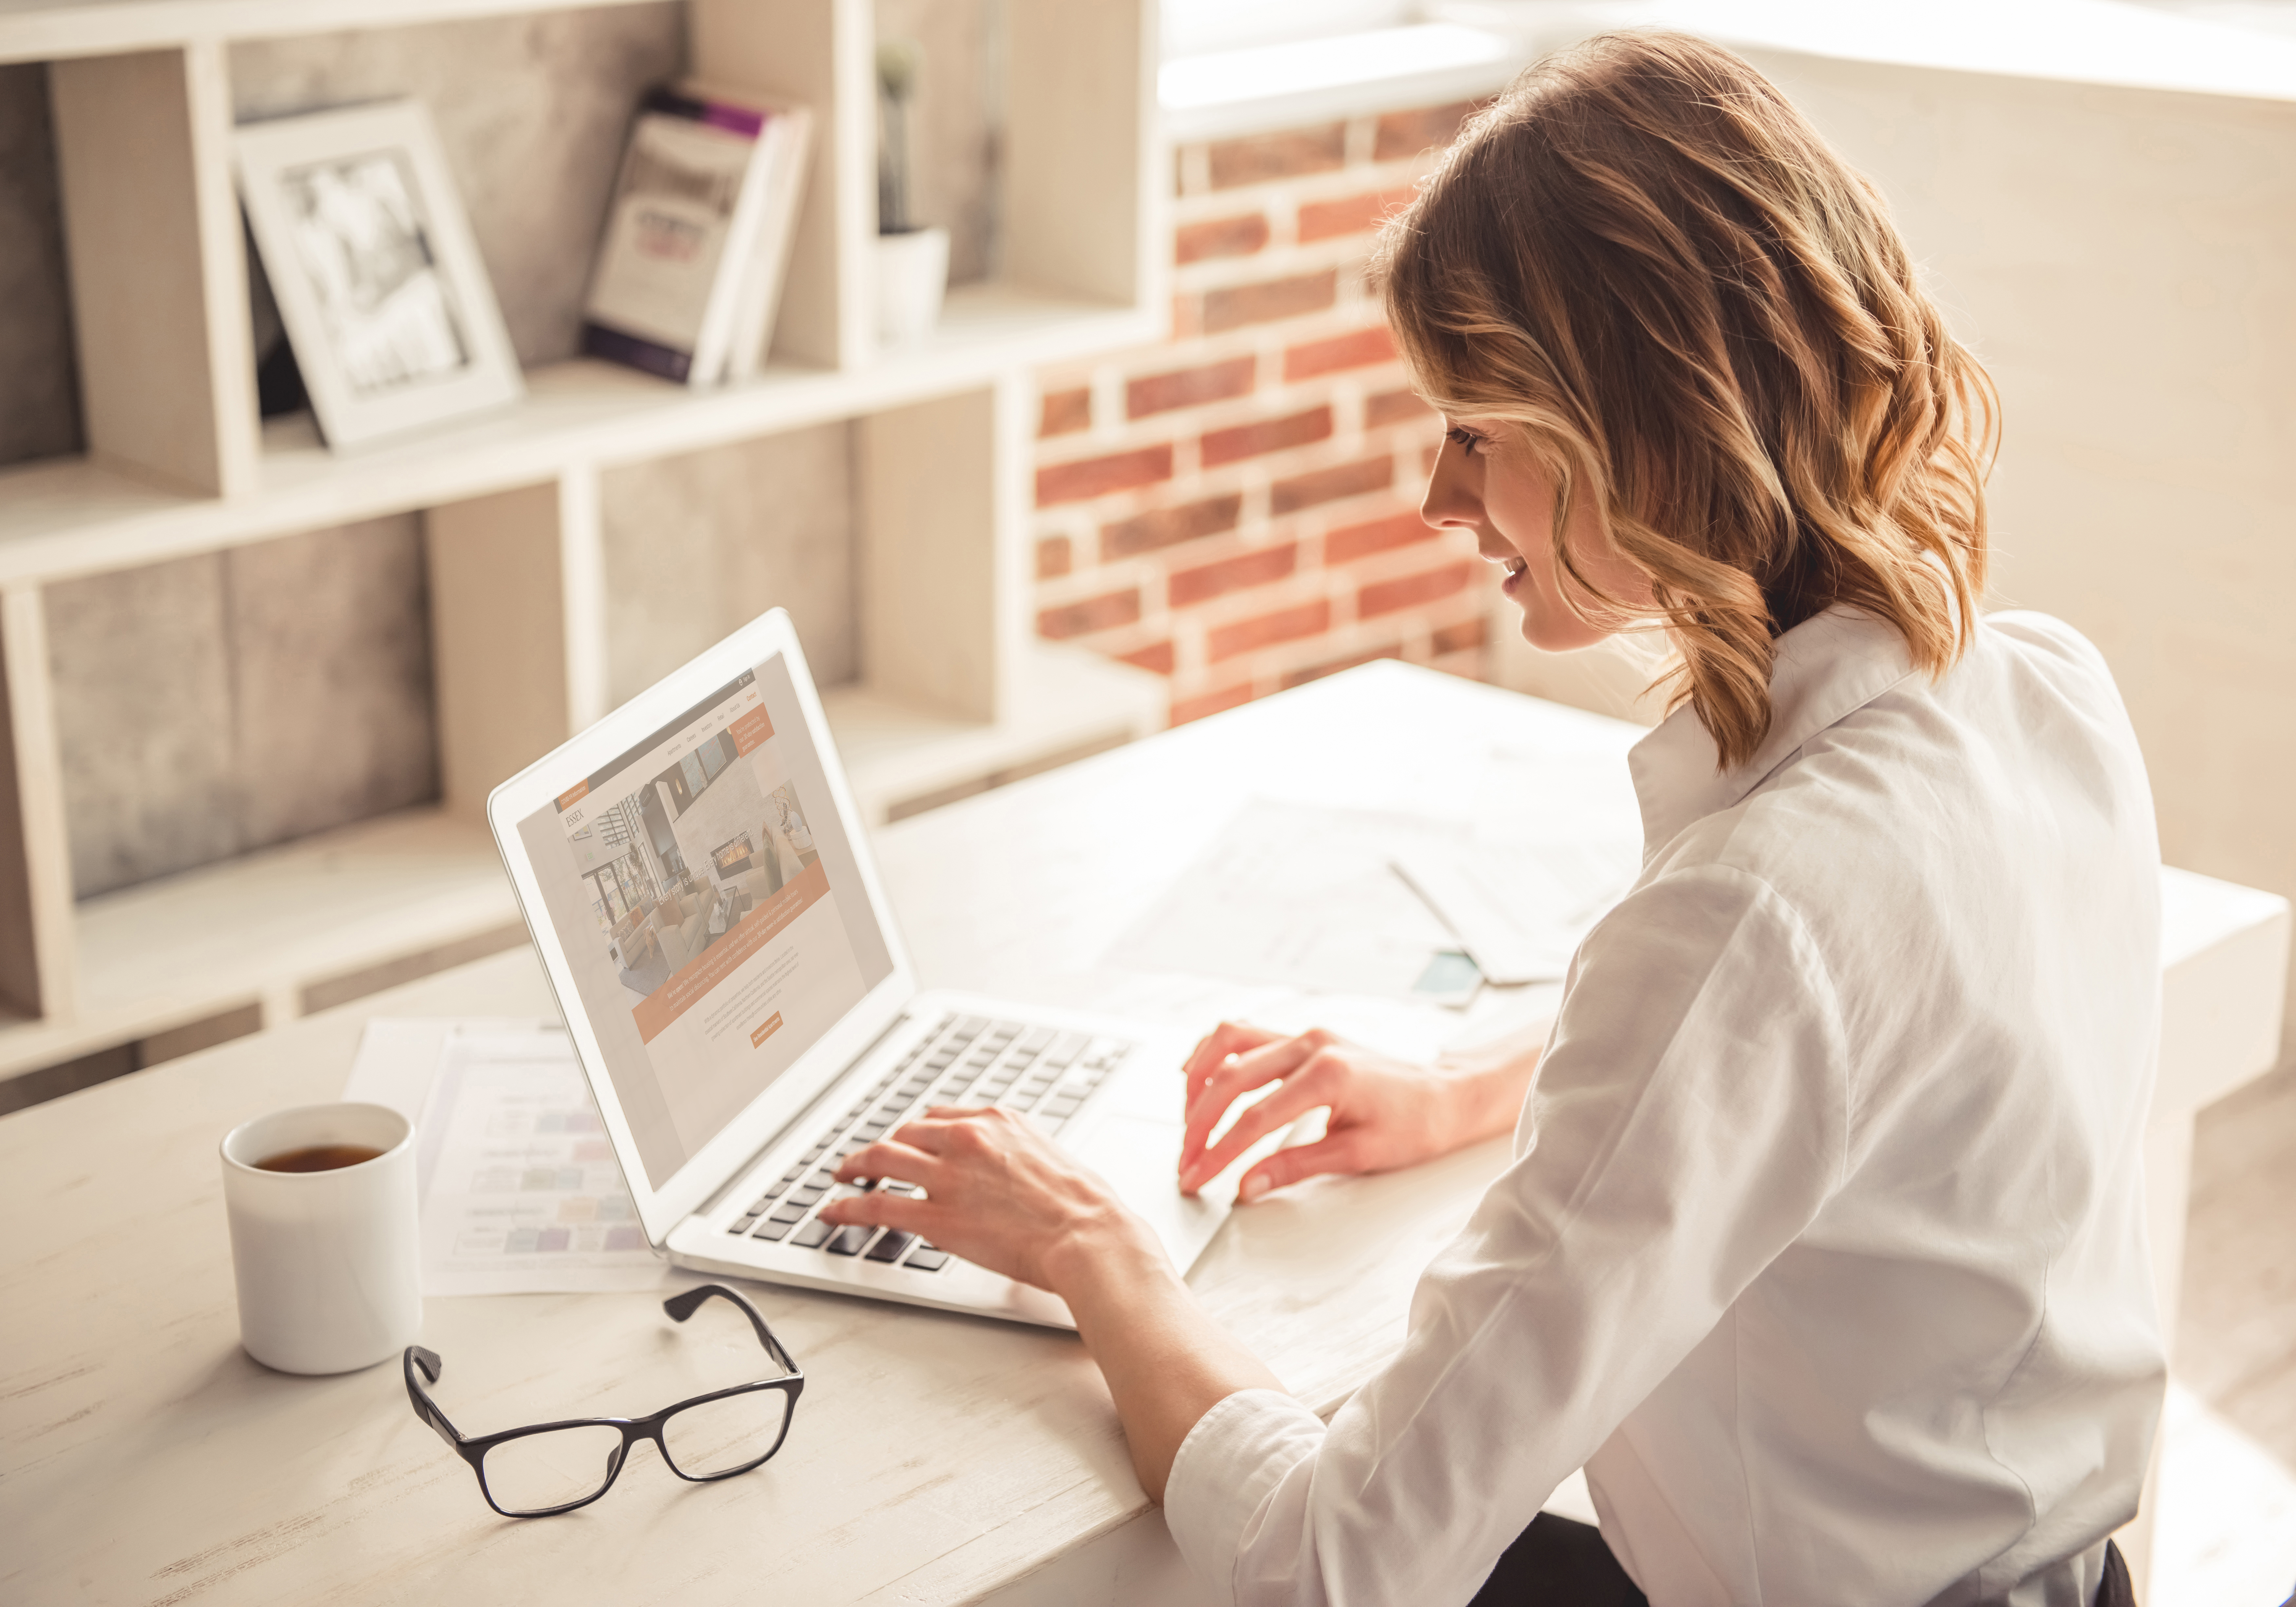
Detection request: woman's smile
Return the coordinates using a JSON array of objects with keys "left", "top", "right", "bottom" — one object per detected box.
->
[{"left": 1482, "top": 547, "right": 1530, "bottom": 593}]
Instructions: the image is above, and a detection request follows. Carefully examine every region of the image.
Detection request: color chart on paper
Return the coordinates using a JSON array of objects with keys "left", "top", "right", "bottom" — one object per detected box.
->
[{"left": 413, "top": 1027, "right": 666, "bottom": 1295}]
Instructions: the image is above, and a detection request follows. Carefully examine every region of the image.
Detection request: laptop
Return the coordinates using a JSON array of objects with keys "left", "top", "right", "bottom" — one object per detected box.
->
[{"left": 487, "top": 608, "right": 1238, "bottom": 1328}]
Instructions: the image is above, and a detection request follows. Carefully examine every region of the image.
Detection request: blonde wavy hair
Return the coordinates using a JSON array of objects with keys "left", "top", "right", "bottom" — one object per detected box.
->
[{"left": 1378, "top": 30, "right": 1996, "bottom": 770}]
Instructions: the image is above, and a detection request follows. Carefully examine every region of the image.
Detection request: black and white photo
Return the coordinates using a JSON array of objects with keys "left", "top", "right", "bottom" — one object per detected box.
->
[
  {"left": 278, "top": 151, "right": 468, "bottom": 395},
  {"left": 237, "top": 100, "right": 521, "bottom": 448}
]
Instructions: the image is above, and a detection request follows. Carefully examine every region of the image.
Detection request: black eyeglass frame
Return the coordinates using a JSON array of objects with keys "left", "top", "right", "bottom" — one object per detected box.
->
[{"left": 403, "top": 1282, "right": 805, "bottom": 1518}]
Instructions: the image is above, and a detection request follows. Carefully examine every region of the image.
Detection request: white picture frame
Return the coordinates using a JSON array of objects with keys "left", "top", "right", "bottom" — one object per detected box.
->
[{"left": 235, "top": 99, "right": 523, "bottom": 450}]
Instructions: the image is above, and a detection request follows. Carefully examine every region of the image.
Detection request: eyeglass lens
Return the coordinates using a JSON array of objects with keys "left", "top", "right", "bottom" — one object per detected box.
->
[
  {"left": 482, "top": 1425, "right": 625, "bottom": 1514},
  {"left": 660, "top": 1388, "right": 793, "bottom": 1478}
]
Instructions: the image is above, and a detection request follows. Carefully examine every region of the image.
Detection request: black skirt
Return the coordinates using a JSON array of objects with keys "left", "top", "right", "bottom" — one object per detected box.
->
[{"left": 1466, "top": 1513, "right": 2138, "bottom": 1607}]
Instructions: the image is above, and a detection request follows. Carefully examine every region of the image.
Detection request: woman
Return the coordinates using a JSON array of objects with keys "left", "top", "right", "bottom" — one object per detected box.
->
[{"left": 825, "top": 31, "right": 2162, "bottom": 1607}]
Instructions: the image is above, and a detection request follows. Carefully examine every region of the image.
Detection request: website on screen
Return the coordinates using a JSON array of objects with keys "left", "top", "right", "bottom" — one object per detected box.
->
[{"left": 517, "top": 654, "right": 893, "bottom": 1187}]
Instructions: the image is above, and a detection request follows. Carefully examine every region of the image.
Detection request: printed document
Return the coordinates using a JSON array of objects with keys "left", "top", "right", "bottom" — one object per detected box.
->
[
  {"left": 344, "top": 1019, "right": 665, "bottom": 1295},
  {"left": 1103, "top": 785, "right": 1640, "bottom": 1000},
  {"left": 1103, "top": 801, "right": 1475, "bottom": 1001}
]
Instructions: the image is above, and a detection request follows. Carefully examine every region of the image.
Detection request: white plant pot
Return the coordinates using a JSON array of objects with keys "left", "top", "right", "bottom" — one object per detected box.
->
[{"left": 874, "top": 226, "right": 950, "bottom": 350}]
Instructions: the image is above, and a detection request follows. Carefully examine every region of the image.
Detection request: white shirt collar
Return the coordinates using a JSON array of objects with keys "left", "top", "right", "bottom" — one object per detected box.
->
[{"left": 1628, "top": 608, "right": 1920, "bottom": 854}]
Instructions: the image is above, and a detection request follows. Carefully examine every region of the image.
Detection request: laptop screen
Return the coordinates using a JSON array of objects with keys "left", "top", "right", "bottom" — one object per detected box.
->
[{"left": 512, "top": 650, "right": 895, "bottom": 1189}]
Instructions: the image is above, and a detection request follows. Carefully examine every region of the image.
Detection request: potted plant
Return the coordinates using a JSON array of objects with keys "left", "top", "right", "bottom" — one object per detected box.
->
[{"left": 874, "top": 36, "right": 949, "bottom": 349}]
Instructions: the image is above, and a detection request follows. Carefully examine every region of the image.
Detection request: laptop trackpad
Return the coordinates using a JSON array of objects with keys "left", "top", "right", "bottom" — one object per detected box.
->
[{"left": 1074, "top": 1113, "right": 1231, "bottom": 1267}]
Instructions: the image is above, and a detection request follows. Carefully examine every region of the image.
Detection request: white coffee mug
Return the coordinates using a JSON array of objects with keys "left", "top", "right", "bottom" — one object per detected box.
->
[{"left": 220, "top": 1102, "right": 422, "bottom": 1375}]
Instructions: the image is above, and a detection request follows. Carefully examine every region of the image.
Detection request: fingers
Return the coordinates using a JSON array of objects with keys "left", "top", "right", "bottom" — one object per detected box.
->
[
  {"left": 917, "top": 1104, "right": 1045, "bottom": 1158},
  {"left": 866, "top": 1107, "right": 991, "bottom": 1159},
  {"left": 817, "top": 1187, "right": 937, "bottom": 1236},
  {"left": 1181, "top": 1024, "right": 1287, "bottom": 1138},
  {"left": 919, "top": 1103, "right": 1006, "bottom": 1123},
  {"left": 1182, "top": 1020, "right": 1283, "bottom": 1088},
  {"left": 839, "top": 1106, "right": 1046, "bottom": 1197},
  {"left": 1183, "top": 1031, "right": 1315, "bottom": 1144},
  {"left": 835, "top": 1135, "right": 944, "bottom": 1190},
  {"left": 1179, "top": 1029, "right": 1331, "bottom": 1174},
  {"left": 816, "top": 1103, "right": 1084, "bottom": 1288},
  {"left": 1180, "top": 1050, "right": 1341, "bottom": 1192},
  {"left": 1234, "top": 1129, "right": 1369, "bottom": 1203}
]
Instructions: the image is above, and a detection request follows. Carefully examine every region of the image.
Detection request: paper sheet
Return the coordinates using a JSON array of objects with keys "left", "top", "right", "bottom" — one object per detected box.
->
[
  {"left": 1471, "top": 743, "right": 1645, "bottom": 854},
  {"left": 1042, "top": 969, "right": 1461, "bottom": 1067},
  {"left": 1101, "top": 786, "right": 1645, "bottom": 1002},
  {"left": 344, "top": 1019, "right": 667, "bottom": 1296},
  {"left": 1393, "top": 838, "right": 1637, "bottom": 985},
  {"left": 1101, "top": 802, "right": 1474, "bottom": 1003}
]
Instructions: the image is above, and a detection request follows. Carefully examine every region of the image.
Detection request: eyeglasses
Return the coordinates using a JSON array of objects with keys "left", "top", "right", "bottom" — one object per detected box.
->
[{"left": 403, "top": 1283, "right": 805, "bottom": 1517}]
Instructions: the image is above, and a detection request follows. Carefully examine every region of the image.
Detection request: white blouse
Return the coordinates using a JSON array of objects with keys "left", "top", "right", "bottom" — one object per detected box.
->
[{"left": 1164, "top": 608, "right": 2167, "bottom": 1607}]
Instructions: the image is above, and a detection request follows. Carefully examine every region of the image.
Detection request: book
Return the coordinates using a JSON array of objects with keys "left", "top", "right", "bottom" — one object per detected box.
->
[
  {"left": 711, "top": 85, "right": 813, "bottom": 383},
  {"left": 581, "top": 83, "right": 812, "bottom": 386}
]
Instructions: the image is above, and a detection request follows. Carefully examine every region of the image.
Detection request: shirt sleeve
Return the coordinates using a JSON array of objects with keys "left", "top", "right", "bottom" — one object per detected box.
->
[{"left": 1161, "top": 861, "right": 1850, "bottom": 1607}]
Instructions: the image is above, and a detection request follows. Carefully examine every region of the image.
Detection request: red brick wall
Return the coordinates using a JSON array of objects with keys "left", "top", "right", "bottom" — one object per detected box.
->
[{"left": 1031, "top": 101, "right": 1488, "bottom": 725}]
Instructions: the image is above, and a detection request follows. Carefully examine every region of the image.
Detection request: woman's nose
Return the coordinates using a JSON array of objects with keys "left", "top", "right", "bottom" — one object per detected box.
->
[{"left": 1420, "top": 434, "right": 1479, "bottom": 531}]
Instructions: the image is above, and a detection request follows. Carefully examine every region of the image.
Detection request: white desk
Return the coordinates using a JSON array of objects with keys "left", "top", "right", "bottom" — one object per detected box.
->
[{"left": 1, "top": 663, "right": 2283, "bottom": 1605}]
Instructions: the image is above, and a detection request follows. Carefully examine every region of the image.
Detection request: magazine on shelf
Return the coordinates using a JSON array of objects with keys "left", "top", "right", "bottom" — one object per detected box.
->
[{"left": 581, "top": 81, "right": 813, "bottom": 387}]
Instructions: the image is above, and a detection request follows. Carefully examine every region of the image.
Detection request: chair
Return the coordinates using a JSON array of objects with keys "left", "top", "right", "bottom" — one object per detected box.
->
[{"left": 659, "top": 910, "right": 710, "bottom": 970}]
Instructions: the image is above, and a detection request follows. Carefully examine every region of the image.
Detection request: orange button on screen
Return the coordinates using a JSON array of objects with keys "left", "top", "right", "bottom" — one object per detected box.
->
[
  {"left": 749, "top": 1012, "right": 784, "bottom": 1048},
  {"left": 729, "top": 705, "right": 775, "bottom": 755}
]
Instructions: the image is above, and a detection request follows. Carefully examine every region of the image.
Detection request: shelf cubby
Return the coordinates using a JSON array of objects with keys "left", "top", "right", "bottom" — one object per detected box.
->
[{"left": 0, "top": 0, "right": 1166, "bottom": 1090}]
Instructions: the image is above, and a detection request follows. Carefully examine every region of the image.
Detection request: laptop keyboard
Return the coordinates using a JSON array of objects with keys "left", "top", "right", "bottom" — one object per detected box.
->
[{"left": 724, "top": 1014, "right": 1134, "bottom": 1274}]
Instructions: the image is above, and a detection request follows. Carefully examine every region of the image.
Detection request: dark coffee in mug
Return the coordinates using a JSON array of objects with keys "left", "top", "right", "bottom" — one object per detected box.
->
[{"left": 254, "top": 1143, "right": 384, "bottom": 1174}]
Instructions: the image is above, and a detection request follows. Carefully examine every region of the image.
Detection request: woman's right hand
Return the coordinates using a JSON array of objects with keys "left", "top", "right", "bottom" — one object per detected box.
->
[{"left": 1175, "top": 1023, "right": 1475, "bottom": 1202}]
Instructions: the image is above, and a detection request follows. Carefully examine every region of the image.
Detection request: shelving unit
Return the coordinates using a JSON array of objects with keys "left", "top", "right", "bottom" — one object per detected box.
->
[{"left": 0, "top": 0, "right": 1168, "bottom": 1084}]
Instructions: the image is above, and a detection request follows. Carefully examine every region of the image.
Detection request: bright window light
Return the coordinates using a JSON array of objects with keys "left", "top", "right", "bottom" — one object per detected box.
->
[
  {"left": 1162, "top": 0, "right": 1415, "bottom": 60},
  {"left": 1160, "top": 22, "right": 1516, "bottom": 111}
]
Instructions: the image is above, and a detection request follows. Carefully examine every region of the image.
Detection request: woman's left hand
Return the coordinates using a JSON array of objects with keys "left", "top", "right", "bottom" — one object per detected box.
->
[{"left": 818, "top": 1106, "right": 1160, "bottom": 1295}]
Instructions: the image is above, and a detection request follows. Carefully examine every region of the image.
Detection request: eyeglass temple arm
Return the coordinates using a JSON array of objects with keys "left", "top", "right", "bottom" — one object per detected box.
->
[
  {"left": 402, "top": 1345, "right": 465, "bottom": 1448},
  {"left": 663, "top": 1283, "right": 799, "bottom": 1376}
]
